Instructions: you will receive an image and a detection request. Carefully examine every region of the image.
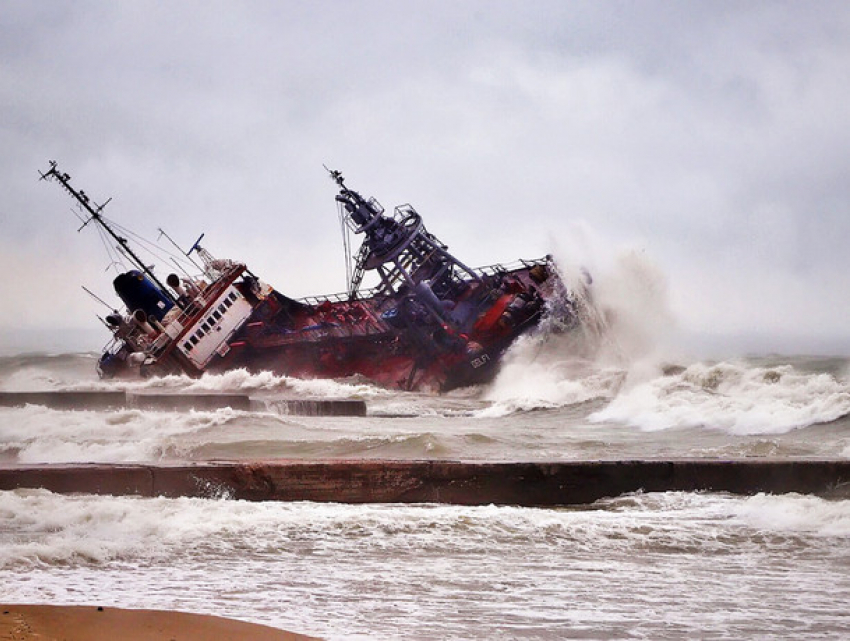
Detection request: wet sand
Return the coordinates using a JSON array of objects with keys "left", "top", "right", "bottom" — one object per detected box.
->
[{"left": 0, "top": 604, "right": 318, "bottom": 640}]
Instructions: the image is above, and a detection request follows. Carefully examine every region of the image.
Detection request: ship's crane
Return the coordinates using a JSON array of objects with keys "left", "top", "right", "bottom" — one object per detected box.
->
[{"left": 328, "top": 169, "right": 482, "bottom": 311}]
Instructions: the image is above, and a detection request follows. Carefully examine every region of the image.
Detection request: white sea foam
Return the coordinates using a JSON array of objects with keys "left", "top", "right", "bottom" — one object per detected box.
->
[
  {"left": 735, "top": 493, "right": 850, "bottom": 536},
  {"left": 480, "top": 250, "right": 675, "bottom": 416},
  {"left": 591, "top": 361, "right": 850, "bottom": 433},
  {"left": 2, "top": 490, "right": 848, "bottom": 569},
  {"left": 0, "top": 405, "right": 242, "bottom": 463},
  {"left": 477, "top": 340, "right": 624, "bottom": 416},
  {"left": 59, "top": 368, "right": 391, "bottom": 400},
  {"left": 3, "top": 490, "right": 848, "bottom": 639},
  {"left": 176, "top": 368, "right": 386, "bottom": 398}
]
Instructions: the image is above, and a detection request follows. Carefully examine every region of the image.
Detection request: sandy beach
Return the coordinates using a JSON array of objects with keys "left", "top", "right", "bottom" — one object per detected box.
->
[{"left": 0, "top": 604, "right": 318, "bottom": 640}]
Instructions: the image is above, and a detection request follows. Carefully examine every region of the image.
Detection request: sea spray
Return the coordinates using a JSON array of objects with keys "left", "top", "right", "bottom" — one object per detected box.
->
[
  {"left": 585, "top": 249, "right": 677, "bottom": 370},
  {"left": 481, "top": 248, "right": 677, "bottom": 415}
]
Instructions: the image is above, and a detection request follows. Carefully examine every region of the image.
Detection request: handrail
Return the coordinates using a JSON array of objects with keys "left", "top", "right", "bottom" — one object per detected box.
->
[{"left": 299, "top": 256, "right": 550, "bottom": 304}]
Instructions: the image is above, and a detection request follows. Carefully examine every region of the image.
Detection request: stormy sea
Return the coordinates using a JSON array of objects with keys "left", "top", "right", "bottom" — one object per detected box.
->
[{"left": 1, "top": 339, "right": 849, "bottom": 640}]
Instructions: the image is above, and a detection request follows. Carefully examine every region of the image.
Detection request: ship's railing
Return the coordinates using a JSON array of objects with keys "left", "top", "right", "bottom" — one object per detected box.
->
[
  {"left": 342, "top": 196, "right": 385, "bottom": 234},
  {"left": 101, "top": 335, "right": 123, "bottom": 356},
  {"left": 298, "top": 286, "right": 383, "bottom": 305},
  {"left": 475, "top": 256, "right": 550, "bottom": 278},
  {"left": 392, "top": 203, "right": 419, "bottom": 221},
  {"left": 298, "top": 256, "right": 551, "bottom": 305}
]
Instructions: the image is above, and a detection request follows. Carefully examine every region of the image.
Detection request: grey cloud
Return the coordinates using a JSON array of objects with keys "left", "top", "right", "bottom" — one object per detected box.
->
[{"left": 2, "top": 1, "right": 849, "bottom": 353}]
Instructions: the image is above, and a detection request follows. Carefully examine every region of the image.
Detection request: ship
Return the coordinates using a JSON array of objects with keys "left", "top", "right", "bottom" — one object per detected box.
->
[{"left": 40, "top": 161, "right": 587, "bottom": 392}]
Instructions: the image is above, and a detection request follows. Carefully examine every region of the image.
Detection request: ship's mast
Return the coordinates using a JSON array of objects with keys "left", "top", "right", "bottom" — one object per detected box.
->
[
  {"left": 328, "top": 168, "right": 482, "bottom": 302},
  {"left": 39, "top": 160, "right": 177, "bottom": 303}
]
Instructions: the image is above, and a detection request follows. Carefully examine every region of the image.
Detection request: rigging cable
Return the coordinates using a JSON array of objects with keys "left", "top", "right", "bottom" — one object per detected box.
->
[
  {"left": 338, "top": 202, "right": 353, "bottom": 294},
  {"left": 93, "top": 216, "right": 126, "bottom": 275},
  {"left": 103, "top": 216, "right": 200, "bottom": 275}
]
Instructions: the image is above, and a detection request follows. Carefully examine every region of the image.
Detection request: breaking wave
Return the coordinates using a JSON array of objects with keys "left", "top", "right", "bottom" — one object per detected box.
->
[
  {"left": 3, "top": 489, "right": 849, "bottom": 569},
  {"left": 480, "top": 250, "right": 674, "bottom": 417},
  {"left": 128, "top": 368, "right": 390, "bottom": 400},
  {"left": 0, "top": 353, "right": 392, "bottom": 401},
  {"left": 477, "top": 335, "right": 625, "bottom": 417},
  {"left": 476, "top": 251, "right": 850, "bottom": 436},
  {"left": 590, "top": 360, "right": 850, "bottom": 434},
  {"left": 0, "top": 353, "right": 99, "bottom": 391},
  {"left": 0, "top": 405, "right": 247, "bottom": 463}
]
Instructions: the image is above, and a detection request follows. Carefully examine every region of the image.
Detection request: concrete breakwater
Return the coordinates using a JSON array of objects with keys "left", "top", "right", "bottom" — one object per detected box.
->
[
  {"left": 1, "top": 459, "right": 848, "bottom": 506},
  {"left": 0, "top": 391, "right": 366, "bottom": 416}
]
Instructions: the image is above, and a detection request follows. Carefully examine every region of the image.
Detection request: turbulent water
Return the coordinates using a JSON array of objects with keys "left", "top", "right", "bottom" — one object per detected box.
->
[{"left": 2, "top": 344, "right": 850, "bottom": 638}]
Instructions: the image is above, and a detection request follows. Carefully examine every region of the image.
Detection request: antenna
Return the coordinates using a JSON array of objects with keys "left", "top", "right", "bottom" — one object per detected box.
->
[
  {"left": 158, "top": 227, "right": 204, "bottom": 272},
  {"left": 324, "top": 164, "right": 347, "bottom": 190},
  {"left": 189, "top": 233, "right": 205, "bottom": 255},
  {"left": 326, "top": 166, "right": 358, "bottom": 294}
]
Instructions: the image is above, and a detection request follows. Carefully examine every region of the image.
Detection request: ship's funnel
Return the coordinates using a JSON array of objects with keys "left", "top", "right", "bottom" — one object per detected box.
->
[{"left": 114, "top": 270, "right": 173, "bottom": 321}]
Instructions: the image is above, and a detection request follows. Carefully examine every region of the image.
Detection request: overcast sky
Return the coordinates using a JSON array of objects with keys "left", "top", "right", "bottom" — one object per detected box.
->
[{"left": 2, "top": 1, "right": 849, "bottom": 355}]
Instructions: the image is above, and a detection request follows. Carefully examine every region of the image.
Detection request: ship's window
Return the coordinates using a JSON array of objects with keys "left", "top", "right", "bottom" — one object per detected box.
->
[
  {"left": 183, "top": 341, "right": 193, "bottom": 352},
  {"left": 213, "top": 311, "right": 222, "bottom": 321},
  {"left": 229, "top": 292, "right": 237, "bottom": 301},
  {"left": 224, "top": 298, "right": 232, "bottom": 308},
  {"left": 202, "top": 321, "right": 210, "bottom": 331},
  {"left": 197, "top": 328, "right": 206, "bottom": 338},
  {"left": 218, "top": 304, "right": 226, "bottom": 314},
  {"left": 190, "top": 335, "right": 199, "bottom": 345}
]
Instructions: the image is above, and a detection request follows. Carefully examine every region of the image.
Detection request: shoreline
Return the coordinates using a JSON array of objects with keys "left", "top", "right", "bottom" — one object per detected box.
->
[{"left": 0, "top": 604, "right": 318, "bottom": 640}]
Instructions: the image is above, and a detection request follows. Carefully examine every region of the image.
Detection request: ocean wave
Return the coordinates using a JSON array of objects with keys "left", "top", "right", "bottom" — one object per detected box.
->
[
  {"left": 0, "top": 350, "right": 395, "bottom": 400},
  {"left": 3, "top": 490, "right": 848, "bottom": 570},
  {"left": 735, "top": 493, "right": 850, "bottom": 536},
  {"left": 590, "top": 361, "right": 850, "bottom": 434},
  {"left": 0, "top": 405, "right": 249, "bottom": 464},
  {"left": 478, "top": 367, "right": 624, "bottom": 417},
  {"left": 476, "top": 250, "right": 677, "bottom": 418},
  {"left": 475, "top": 329, "right": 628, "bottom": 417},
  {"left": 0, "top": 353, "right": 99, "bottom": 391},
  {"left": 193, "top": 431, "right": 495, "bottom": 460},
  {"left": 54, "top": 367, "right": 393, "bottom": 398}
]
